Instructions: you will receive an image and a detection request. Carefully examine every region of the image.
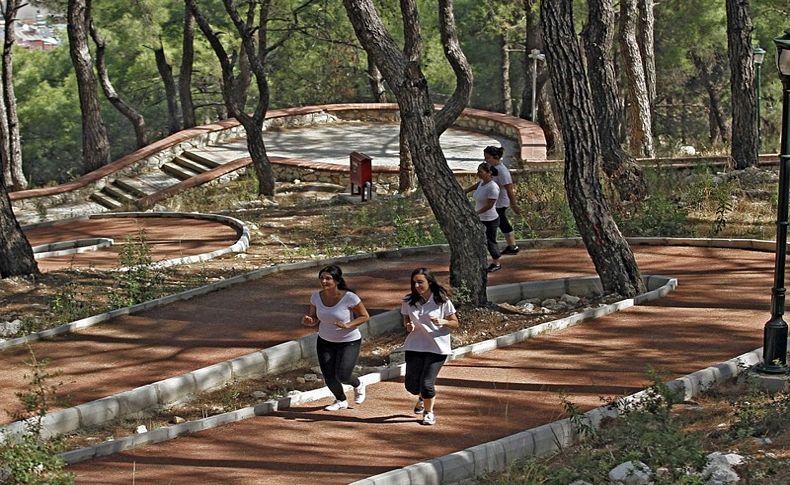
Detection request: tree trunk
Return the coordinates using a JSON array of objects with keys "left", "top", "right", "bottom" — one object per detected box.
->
[
  {"left": 179, "top": 7, "right": 197, "bottom": 129},
  {"left": 725, "top": 0, "right": 758, "bottom": 169},
  {"left": 500, "top": 35, "right": 512, "bottom": 115},
  {"left": 619, "top": 0, "right": 654, "bottom": 158},
  {"left": 398, "top": 122, "right": 416, "bottom": 192},
  {"left": 519, "top": 0, "right": 539, "bottom": 121},
  {"left": 541, "top": 0, "right": 645, "bottom": 297},
  {"left": 89, "top": 20, "right": 147, "bottom": 148},
  {"left": 186, "top": 0, "right": 276, "bottom": 196},
  {"left": 366, "top": 54, "right": 387, "bottom": 102},
  {"left": 0, "top": 181, "right": 37, "bottom": 277},
  {"left": 343, "top": 0, "right": 488, "bottom": 306},
  {"left": 67, "top": 0, "right": 111, "bottom": 173},
  {"left": 154, "top": 43, "right": 181, "bottom": 135},
  {"left": 537, "top": 77, "right": 561, "bottom": 155},
  {"left": 584, "top": 0, "right": 646, "bottom": 202},
  {"left": 2, "top": 0, "right": 26, "bottom": 190},
  {"left": 689, "top": 51, "right": 729, "bottom": 146},
  {"left": 636, "top": 0, "right": 656, "bottom": 107}
]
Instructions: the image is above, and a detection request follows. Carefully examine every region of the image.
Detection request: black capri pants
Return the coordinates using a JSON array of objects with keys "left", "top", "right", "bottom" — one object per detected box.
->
[
  {"left": 481, "top": 217, "right": 501, "bottom": 259},
  {"left": 496, "top": 207, "right": 514, "bottom": 234},
  {"left": 317, "top": 336, "right": 361, "bottom": 401},
  {"left": 404, "top": 350, "right": 448, "bottom": 399}
]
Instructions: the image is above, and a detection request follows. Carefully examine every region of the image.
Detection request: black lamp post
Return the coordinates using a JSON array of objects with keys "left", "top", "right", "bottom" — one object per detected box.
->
[
  {"left": 754, "top": 46, "right": 766, "bottom": 152},
  {"left": 758, "top": 28, "right": 790, "bottom": 374}
]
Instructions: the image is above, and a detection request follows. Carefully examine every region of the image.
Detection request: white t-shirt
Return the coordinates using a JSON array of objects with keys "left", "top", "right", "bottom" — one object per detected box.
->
[
  {"left": 493, "top": 164, "right": 513, "bottom": 208},
  {"left": 473, "top": 180, "right": 500, "bottom": 221},
  {"left": 310, "top": 290, "right": 362, "bottom": 343},
  {"left": 400, "top": 296, "right": 456, "bottom": 355}
]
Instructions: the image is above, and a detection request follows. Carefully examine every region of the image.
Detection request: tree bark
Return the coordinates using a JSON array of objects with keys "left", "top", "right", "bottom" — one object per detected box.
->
[
  {"left": 89, "top": 20, "right": 147, "bottom": 148},
  {"left": 367, "top": 54, "right": 387, "bottom": 102},
  {"left": 398, "top": 122, "right": 416, "bottom": 193},
  {"left": 67, "top": 0, "right": 111, "bottom": 173},
  {"left": 0, "top": 180, "right": 37, "bottom": 277},
  {"left": 725, "top": 0, "right": 758, "bottom": 169},
  {"left": 519, "top": 0, "right": 540, "bottom": 121},
  {"left": 343, "top": 0, "right": 488, "bottom": 306},
  {"left": 500, "top": 35, "right": 512, "bottom": 115},
  {"left": 179, "top": 6, "right": 197, "bottom": 129},
  {"left": 154, "top": 43, "right": 181, "bottom": 135},
  {"left": 2, "top": 0, "right": 26, "bottom": 190},
  {"left": 540, "top": 0, "right": 645, "bottom": 297},
  {"left": 584, "top": 0, "right": 646, "bottom": 202},
  {"left": 619, "top": 0, "right": 654, "bottom": 158},
  {"left": 636, "top": 0, "right": 656, "bottom": 107},
  {"left": 186, "top": 0, "right": 276, "bottom": 196}
]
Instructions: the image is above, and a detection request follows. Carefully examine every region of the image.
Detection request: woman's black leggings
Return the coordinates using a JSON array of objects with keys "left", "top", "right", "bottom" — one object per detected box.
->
[
  {"left": 404, "top": 350, "right": 447, "bottom": 399},
  {"left": 481, "top": 218, "right": 501, "bottom": 259},
  {"left": 496, "top": 207, "right": 513, "bottom": 234},
  {"left": 317, "top": 336, "right": 361, "bottom": 401}
]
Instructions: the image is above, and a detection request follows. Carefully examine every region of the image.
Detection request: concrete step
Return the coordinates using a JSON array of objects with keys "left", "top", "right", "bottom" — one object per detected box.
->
[
  {"left": 181, "top": 150, "right": 222, "bottom": 168},
  {"left": 89, "top": 192, "right": 122, "bottom": 210},
  {"left": 172, "top": 155, "right": 211, "bottom": 174},
  {"left": 101, "top": 184, "right": 137, "bottom": 204},
  {"left": 111, "top": 179, "right": 149, "bottom": 198},
  {"left": 161, "top": 162, "right": 199, "bottom": 181}
]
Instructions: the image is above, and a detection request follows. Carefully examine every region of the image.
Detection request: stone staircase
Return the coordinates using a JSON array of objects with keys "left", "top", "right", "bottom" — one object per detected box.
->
[{"left": 89, "top": 151, "right": 223, "bottom": 210}]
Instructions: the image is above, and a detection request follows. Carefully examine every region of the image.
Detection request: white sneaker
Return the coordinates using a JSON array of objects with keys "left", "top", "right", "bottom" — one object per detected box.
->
[
  {"left": 354, "top": 383, "right": 366, "bottom": 404},
  {"left": 324, "top": 400, "right": 348, "bottom": 411},
  {"left": 422, "top": 411, "right": 436, "bottom": 425}
]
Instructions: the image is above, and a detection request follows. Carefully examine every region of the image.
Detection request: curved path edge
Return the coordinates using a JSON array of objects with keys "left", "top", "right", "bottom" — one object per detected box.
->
[
  {"left": 55, "top": 274, "right": 676, "bottom": 465},
  {"left": 3, "top": 236, "right": 780, "bottom": 352},
  {"left": 2, "top": 212, "right": 250, "bottom": 351},
  {"left": 351, "top": 347, "right": 768, "bottom": 485}
]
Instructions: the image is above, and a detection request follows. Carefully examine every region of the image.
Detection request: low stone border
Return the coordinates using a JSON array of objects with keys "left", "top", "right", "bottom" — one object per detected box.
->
[
  {"left": 350, "top": 348, "right": 766, "bottom": 485},
  {"left": 55, "top": 274, "right": 675, "bottom": 464},
  {"left": 32, "top": 238, "right": 114, "bottom": 260},
  {"left": 2, "top": 212, "right": 250, "bottom": 351}
]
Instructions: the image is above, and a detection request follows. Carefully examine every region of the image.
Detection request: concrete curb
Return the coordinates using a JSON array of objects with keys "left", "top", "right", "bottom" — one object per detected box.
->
[
  {"left": 56, "top": 274, "right": 675, "bottom": 464},
  {"left": 350, "top": 347, "right": 771, "bottom": 485},
  {"left": 32, "top": 238, "right": 114, "bottom": 260}
]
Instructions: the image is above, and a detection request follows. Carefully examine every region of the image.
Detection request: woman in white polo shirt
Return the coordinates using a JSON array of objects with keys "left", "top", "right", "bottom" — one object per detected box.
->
[
  {"left": 465, "top": 162, "right": 502, "bottom": 272},
  {"left": 401, "top": 267, "right": 460, "bottom": 425},
  {"left": 302, "top": 265, "right": 370, "bottom": 411}
]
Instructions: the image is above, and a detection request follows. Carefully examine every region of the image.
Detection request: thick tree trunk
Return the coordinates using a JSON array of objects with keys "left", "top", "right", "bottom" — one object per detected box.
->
[
  {"left": 154, "top": 44, "right": 181, "bottom": 135},
  {"left": 725, "top": 0, "right": 758, "bottom": 169},
  {"left": 89, "top": 21, "right": 147, "bottom": 148},
  {"left": 343, "top": 0, "right": 487, "bottom": 306},
  {"left": 519, "top": 0, "right": 540, "bottom": 121},
  {"left": 619, "top": 0, "right": 654, "bottom": 158},
  {"left": 0, "top": 182, "right": 37, "bottom": 277},
  {"left": 240, "top": 117, "right": 275, "bottom": 196},
  {"left": 2, "top": 0, "right": 25, "bottom": 190},
  {"left": 584, "top": 0, "right": 645, "bottom": 202},
  {"left": 179, "top": 7, "right": 197, "bottom": 129},
  {"left": 500, "top": 36, "right": 512, "bottom": 115},
  {"left": 367, "top": 55, "right": 387, "bottom": 102},
  {"left": 541, "top": 0, "right": 645, "bottom": 297},
  {"left": 67, "top": 0, "right": 110, "bottom": 173},
  {"left": 636, "top": 0, "right": 656, "bottom": 107}
]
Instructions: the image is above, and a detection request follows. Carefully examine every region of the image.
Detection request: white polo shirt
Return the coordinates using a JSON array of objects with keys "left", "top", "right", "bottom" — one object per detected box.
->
[
  {"left": 400, "top": 296, "right": 456, "bottom": 355},
  {"left": 473, "top": 180, "right": 500, "bottom": 221}
]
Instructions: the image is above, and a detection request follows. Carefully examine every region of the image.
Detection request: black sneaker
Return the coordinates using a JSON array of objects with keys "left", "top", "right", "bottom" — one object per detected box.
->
[
  {"left": 414, "top": 398, "right": 425, "bottom": 414},
  {"left": 487, "top": 263, "right": 502, "bottom": 273},
  {"left": 502, "top": 246, "right": 520, "bottom": 255}
]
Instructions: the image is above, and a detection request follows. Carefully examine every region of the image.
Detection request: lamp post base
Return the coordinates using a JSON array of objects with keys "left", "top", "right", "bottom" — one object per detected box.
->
[{"left": 754, "top": 361, "right": 789, "bottom": 375}]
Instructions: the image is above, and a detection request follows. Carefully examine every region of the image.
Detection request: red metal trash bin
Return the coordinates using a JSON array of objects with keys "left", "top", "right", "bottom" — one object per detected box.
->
[{"left": 350, "top": 151, "right": 373, "bottom": 201}]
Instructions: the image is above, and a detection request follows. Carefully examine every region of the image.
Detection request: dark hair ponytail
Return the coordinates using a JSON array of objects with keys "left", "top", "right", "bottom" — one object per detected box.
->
[
  {"left": 484, "top": 145, "right": 504, "bottom": 159},
  {"left": 478, "top": 162, "right": 498, "bottom": 177},
  {"left": 318, "top": 265, "right": 354, "bottom": 293}
]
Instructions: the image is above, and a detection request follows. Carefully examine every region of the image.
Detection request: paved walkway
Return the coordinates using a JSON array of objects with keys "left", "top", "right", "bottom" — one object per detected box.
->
[
  {"left": 23, "top": 217, "right": 240, "bottom": 272},
  {"left": 3, "top": 239, "right": 771, "bottom": 482}
]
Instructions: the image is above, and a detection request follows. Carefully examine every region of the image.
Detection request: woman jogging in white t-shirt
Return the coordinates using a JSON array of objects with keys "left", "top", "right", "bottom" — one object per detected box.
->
[
  {"left": 465, "top": 162, "right": 502, "bottom": 272},
  {"left": 302, "top": 265, "right": 370, "bottom": 411},
  {"left": 401, "top": 268, "right": 460, "bottom": 425},
  {"left": 484, "top": 145, "right": 521, "bottom": 255}
]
